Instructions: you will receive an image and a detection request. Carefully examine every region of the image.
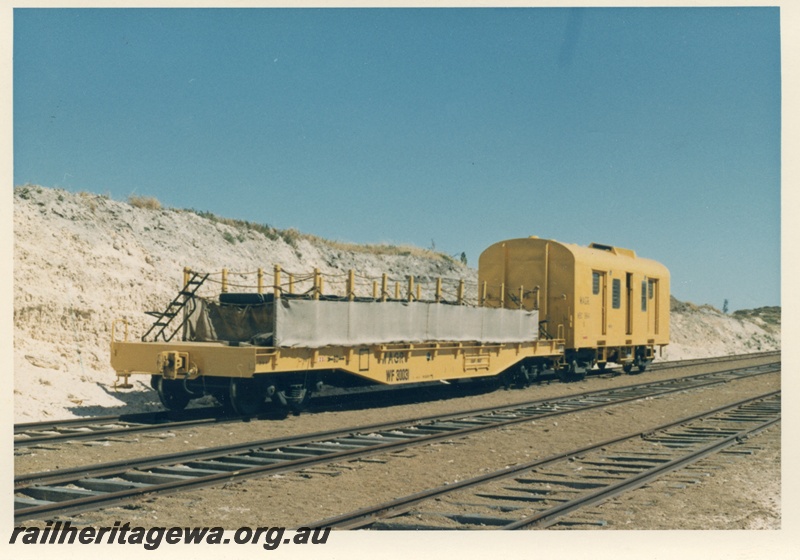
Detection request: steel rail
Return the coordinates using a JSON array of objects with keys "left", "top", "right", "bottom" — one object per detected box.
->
[
  {"left": 17, "top": 361, "right": 777, "bottom": 488},
  {"left": 14, "top": 351, "right": 779, "bottom": 448},
  {"left": 646, "top": 350, "right": 780, "bottom": 374},
  {"left": 14, "top": 363, "right": 778, "bottom": 522},
  {"left": 504, "top": 412, "right": 779, "bottom": 529},
  {"left": 14, "top": 413, "right": 231, "bottom": 448},
  {"left": 304, "top": 391, "right": 780, "bottom": 530},
  {"left": 15, "top": 414, "right": 124, "bottom": 432}
]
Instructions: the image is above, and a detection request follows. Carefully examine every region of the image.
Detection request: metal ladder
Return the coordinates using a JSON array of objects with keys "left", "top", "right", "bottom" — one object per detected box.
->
[{"left": 142, "top": 272, "right": 209, "bottom": 342}]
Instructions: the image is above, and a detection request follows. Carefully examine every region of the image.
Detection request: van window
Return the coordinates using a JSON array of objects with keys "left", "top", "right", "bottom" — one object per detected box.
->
[
  {"left": 612, "top": 279, "right": 621, "bottom": 309},
  {"left": 592, "top": 272, "right": 600, "bottom": 295},
  {"left": 641, "top": 281, "right": 647, "bottom": 311}
]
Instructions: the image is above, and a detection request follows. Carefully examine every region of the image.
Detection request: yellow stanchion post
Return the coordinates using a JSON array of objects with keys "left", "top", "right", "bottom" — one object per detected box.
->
[
  {"left": 274, "top": 265, "right": 282, "bottom": 298},
  {"left": 347, "top": 270, "right": 355, "bottom": 301}
]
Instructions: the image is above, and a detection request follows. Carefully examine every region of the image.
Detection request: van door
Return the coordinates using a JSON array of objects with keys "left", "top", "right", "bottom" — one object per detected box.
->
[
  {"left": 647, "top": 279, "right": 660, "bottom": 335},
  {"left": 625, "top": 273, "right": 633, "bottom": 335},
  {"left": 591, "top": 271, "right": 607, "bottom": 338}
]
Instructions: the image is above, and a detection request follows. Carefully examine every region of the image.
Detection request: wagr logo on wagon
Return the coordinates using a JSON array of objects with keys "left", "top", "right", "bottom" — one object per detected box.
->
[{"left": 9, "top": 521, "right": 331, "bottom": 550}]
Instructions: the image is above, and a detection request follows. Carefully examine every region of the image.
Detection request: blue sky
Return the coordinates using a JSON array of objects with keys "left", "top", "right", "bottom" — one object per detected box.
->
[{"left": 13, "top": 7, "right": 781, "bottom": 311}]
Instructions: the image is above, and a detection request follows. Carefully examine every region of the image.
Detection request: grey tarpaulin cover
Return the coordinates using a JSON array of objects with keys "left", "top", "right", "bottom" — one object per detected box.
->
[
  {"left": 185, "top": 297, "right": 539, "bottom": 348},
  {"left": 184, "top": 299, "right": 274, "bottom": 344}
]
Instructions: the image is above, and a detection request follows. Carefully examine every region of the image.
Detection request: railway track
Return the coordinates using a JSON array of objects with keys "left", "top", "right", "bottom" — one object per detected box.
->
[
  {"left": 647, "top": 350, "right": 779, "bottom": 371},
  {"left": 14, "top": 409, "right": 232, "bottom": 449},
  {"left": 14, "top": 351, "right": 779, "bottom": 449},
  {"left": 305, "top": 391, "right": 781, "bottom": 530},
  {"left": 14, "top": 360, "right": 778, "bottom": 522},
  {"left": 646, "top": 350, "right": 779, "bottom": 373}
]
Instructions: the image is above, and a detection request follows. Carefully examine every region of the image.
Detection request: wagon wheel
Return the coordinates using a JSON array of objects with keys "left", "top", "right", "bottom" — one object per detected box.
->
[
  {"left": 516, "top": 364, "right": 532, "bottom": 388},
  {"left": 558, "top": 362, "right": 572, "bottom": 383},
  {"left": 287, "top": 389, "right": 311, "bottom": 415},
  {"left": 571, "top": 360, "right": 586, "bottom": 381},
  {"left": 155, "top": 377, "right": 191, "bottom": 412},
  {"left": 559, "top": 360, "right": 585, "bottom": 383},
  {"left": 229, "top": 378, "right": 267, "bottom": 416},
  {"left": 622, "top": 362, "right": 634, "bottom": 374},
  {"left": 211, "top": 390, "right": 229, "bottom": 410}
]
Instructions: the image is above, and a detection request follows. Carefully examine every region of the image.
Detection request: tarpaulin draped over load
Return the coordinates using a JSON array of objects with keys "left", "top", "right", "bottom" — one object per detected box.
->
[
  {"left": 184, "top": 299, "right": 274, "bottom": 344},
  {"left": 274, "top": 299, "right": 539, "bottom": 348},
  {"left": 184, "top": 297, "right": 539, "bottom": 348}
]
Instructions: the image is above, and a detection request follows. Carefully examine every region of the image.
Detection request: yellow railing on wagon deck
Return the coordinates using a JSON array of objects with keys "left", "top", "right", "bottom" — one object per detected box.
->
[{"left": 180, "top": 264, "right": 540, "bottom": 311}]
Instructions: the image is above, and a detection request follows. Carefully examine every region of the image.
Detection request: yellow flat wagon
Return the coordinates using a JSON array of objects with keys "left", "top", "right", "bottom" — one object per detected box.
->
[{"left": 111, "top": 257, "right": 565, "bottom": 414}]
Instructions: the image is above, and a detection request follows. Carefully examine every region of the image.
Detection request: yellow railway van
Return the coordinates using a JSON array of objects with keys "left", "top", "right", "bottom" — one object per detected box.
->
[
  {"left": 479, "top": 237, "right": 670, "bottom": 375},
  {"left": 111, "top": 236, "right": 669, "bottom": 414}
]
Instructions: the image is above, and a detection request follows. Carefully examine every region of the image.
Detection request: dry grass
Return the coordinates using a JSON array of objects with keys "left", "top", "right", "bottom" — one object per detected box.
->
[
  {"left": 302, "top": 233, "right": 450, "bottom": 260},
  {"left": 183, "top": 208, "right": 457, "bottom": 262},
  {"left": 17, "top": 185, "right": 458, "bottom": 263},
  {"left": 733, "top": 306, "right": 781, "bottom": 327},
  {"left": 128, "top": 194, "right": 162, "bottom": 211}
]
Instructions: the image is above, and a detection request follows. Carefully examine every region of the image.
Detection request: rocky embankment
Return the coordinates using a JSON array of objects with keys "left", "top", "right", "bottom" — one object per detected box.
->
[{"left": 12, "top": 185, "right": 781, "bottom": 422}]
